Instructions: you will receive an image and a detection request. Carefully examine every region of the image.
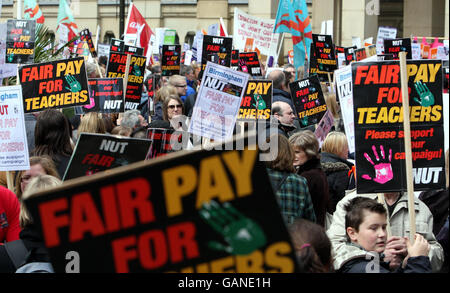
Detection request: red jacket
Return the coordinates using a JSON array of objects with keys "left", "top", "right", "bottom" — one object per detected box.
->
[{"left": 0, "top": 186, "right": 21, "bottom": 243}]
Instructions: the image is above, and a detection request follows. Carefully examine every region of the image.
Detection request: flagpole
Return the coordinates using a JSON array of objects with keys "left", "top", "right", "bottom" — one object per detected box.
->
[
  {"left": 124, "top": 1, "right": 133, "bottom": 39},
  {"left": 17, "top": 0, "right": 22, "bottom": 19},
  {"left": 276, "top": 33, "right": 285, "bottom": 67}
]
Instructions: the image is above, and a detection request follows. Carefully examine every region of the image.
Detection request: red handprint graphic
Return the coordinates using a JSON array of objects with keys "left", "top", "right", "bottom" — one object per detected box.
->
[{"left": 361, "top": 145, "right": 393, "bottom": 184}]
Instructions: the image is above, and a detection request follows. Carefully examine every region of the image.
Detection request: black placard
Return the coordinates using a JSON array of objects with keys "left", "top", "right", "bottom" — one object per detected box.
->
[
  {"left": 19, "top": 57, "right": 89, "bottom": 113},
  {"left": 289, "top": 75, "right": 327, "bottom": 128},
  {"left": 352, "top": 60, "right": 445, "bottom": 193},
  {"left": 24, "top": 136, "right": 298, "bottom": 273},
  {"left": 6, "top": 19, "right": 36, "bottom": 64},
  {"left": 161, "top": 45, "right": 181, "bottom": 76}
]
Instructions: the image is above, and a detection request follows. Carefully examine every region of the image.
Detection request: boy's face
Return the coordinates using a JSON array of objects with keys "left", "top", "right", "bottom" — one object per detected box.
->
[{"left": 347, "top": 211, "right": 387, "bottom": 253}]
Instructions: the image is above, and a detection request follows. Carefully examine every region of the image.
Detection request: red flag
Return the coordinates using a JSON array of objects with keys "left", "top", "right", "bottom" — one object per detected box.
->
[
  {"left": 125, "top": 3, "right": 154, "bottom": 56},
  {"left": 219, "top": 18, "right": 227, "bottom": 37}
]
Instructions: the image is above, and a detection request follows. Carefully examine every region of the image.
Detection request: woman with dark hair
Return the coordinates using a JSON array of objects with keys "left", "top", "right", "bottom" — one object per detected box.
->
[
  {"left": 289, "top": 130, "right": 331, "bottom": 227},
  {"left": 287, "top": 219, "right": 333, "bottom": 273},
  {"left": 265, "top": 134, "right": 316, "bottom": 225},
  {"left": 31, "top": 109, "right": 73, "bottom": 178}
]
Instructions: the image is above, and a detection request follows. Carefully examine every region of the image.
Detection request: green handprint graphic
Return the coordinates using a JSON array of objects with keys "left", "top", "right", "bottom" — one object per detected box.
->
[
  {"left": 413, "top": 81, "right": 435, "bottom": 107},
  {"left": 7, "top": 54, "right": 14, "bottom": 63},
  {"left": 199, "top": 200, "right": 267, "bottom": 255},
  {"left": 65, "top": 75, "right": 82, "bottom": 92},
  {"left": 301, "top": 115, "right": 309, "bottom": 126},
  {"left": 252, "top": 94, "right": 266, "bottom": 110},
  {"left": 133, "top": 65, "right": 142, "bottom": 76}
]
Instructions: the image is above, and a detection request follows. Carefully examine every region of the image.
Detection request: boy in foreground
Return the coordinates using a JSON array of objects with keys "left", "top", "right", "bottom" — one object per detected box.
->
[{"left": 339, "top": 197, "right": 432, "bottom": 273}]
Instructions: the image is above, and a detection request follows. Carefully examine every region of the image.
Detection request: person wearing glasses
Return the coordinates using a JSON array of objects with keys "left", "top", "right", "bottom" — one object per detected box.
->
[{"left": 168, "top": 75, "right": 189, "bottom": 101}]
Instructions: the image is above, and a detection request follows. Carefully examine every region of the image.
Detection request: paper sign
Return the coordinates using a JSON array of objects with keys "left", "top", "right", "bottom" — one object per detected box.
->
[
  {"left": 189, "top": 62, "right": 249, "bottom": 141},
  {"left": 0, "top": 85, "right": 30, "bottom": 171},
  {"left": 0, "top": 23, "right": 17, "bottom": 78},
  {"left": 376, "top": 26, "right": 397, "bottom": 55},
  {"left": 314, "top": 110, "right": 335, "bottom": 148},
  {"left": 334, "top": 65, "right": 355, "bottom": 153},
  {"left": 233, "top": 8, "right": 279, "bottom": 57}
]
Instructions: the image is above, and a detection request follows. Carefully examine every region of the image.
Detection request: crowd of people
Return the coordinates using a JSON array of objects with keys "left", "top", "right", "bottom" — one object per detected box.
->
[{"left": 0, "top": 56, "right": 448, "bottom": 274}]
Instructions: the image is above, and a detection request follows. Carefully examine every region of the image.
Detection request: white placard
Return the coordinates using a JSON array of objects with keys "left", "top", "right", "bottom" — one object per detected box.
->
[
  {"left": 0, "top": 85, "right": 30, "bottom": 171},
  {"left": 97, "top": 43, "right": 110, "bottom": 59},
  {"left": 184, "top": 50, "right": 193, "bottom": 65},
  {"left": 314, "top": 110, "right": 335, "bottom": 148},
  {"left": 411, "top": 43, "right": 421, "bottom": 60},
  {"left": 334, "top": 65, "right": 355, "bottom": 154},
  {"left": 188, "top": 62, "right": 249, "bottom": 141},
  {"left": 208, "top": 23, "right": 219, "bottom": 36},
  {"left": 233, "top": 8, "right": 280, "bottom": 57},
  {"left": 337, "top": 53, "right": 346, "bottom": 68},
  {"left": 352, "top": 36, "right": 361, "bottom": 49},
  {"left": 376, "top": 26, "right": 397, "bottom": 55}
]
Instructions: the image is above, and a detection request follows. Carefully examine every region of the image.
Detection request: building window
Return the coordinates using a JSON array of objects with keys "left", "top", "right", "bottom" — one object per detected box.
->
[
  {"left": 104, "top": 31, "right": 115, "bottom": 44},
  {"left": 185, "top": 31, "right": 196, "bottom": 47}
]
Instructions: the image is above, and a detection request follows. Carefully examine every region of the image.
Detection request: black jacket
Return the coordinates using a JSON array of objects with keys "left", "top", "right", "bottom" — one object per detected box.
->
[
  {"left": 272, "top": 88, "right": 295, "bottom": 112},
  {"left": 296, "top": 158, "right": 330, "bottom": 226},
  {"left": 20, "top": 224, "right": 52, "bottom": 264},
  {"left": 419, "top": 188, "right": 449, "bottom": 236},
  {"left": 320, "top": 152, "right": 355, "bottom": 213}
]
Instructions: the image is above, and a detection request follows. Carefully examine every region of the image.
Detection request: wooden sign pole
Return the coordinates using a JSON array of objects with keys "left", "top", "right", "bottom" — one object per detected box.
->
[
  {"left": 399, "top": 51, "right": 416, "bottom": 242},
  {"left": 123, "top": 54, "right": 132, "bottom": 100}
]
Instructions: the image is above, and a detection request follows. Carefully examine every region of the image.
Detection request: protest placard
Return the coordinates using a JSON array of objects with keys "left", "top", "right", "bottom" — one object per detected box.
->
[
  {"left": 76, "top": 78, "right": 124, "bottom": 114},
  {"left": 314, "top": 110, "right": 335, "bottom": 148},
  {"left": 63, "top": 133, "right": 151, "bottom": 181},
  {"left": 80, "top": 29, "right": 97, "bottom": 58},
  {"left": 309, "top": 43, "right": 331, "bottom": 82},
  {"left": 384, "top": 38, "right": 412, "bottom": 60},
  {"left": 164, "top": 29, "right": 177, "bottom": 45},
  {"left": 161, "top": 45, "right": 181, "bottom": 76},
  {"left": 334, "top": 65, "right": 355, "bottom": 154},
  {"left": 106, "top": 52, "right": 146, "bottom": 110},
  {"left": 19, "top": 57, "right": 90, "bottom": 113},
  {"left": 354, "top": 47, "right": 368, "bottom": 61},
  {"left": 376, "top": 26, "right": 397, "bottom": 55},
  {"left": 289, "top": 75, "right": 327, "bottom": 128},
  {"left": 97, "top": 43, "right": 110, "bottom": 59},
  {"left": 352, "top": 60, "right": 445, "bottom": 193},
  {"left": 344, "top": 46, "right": 356, "bottom": 64},
  {"left": 233, "top": 8, "right": 279, "bottom": 57},
  {"left": 230, "top": 49, "right": 239, "bottom": 70},
  {"left": 146, "top": 128, "right": 185, "bottom": 159},
  {"left": 6, "top": 19, "right": 36, "bottom": 64},
  {"left": 0, "top": 23, "right": 17, "bottom": 78},
  {"left": 75, "top": 41, "right": 90, "bottom": 57},
  {"left": 238, "top": 52, "right": 262, "bottom": 76},
  {"left": 110, "top": 38, "right": 125, "bottom": 52},
  {"left": 124, "top": 44, "right": 144, "bottom": 56},
  {"left": 24, "top": 135, "right": 298, "bottom": 273},
  {"left": 189, "top": 62, "right": 249, "bottom": 141},
  {"left": 237, "top": 80, "right": 272, "bottom": 121},
  {"left": 311, "top": 34, "right": 337, "bottom": 73},
  {"left": 201, "top": 35, "right": 233, "bottom": 73},
  {"left": 0, "top": 85, "right": 30, "bottom": 172}
]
